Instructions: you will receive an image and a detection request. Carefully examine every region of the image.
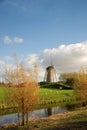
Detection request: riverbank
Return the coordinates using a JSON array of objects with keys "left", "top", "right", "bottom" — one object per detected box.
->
[{"left": 1, "top": 107, "right": 87, "bottom": 130}]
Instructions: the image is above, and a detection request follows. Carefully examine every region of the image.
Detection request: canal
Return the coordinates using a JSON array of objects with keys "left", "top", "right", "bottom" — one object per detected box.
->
[{"left": 0, "top": 106, "right": 67, "bottom": 127}]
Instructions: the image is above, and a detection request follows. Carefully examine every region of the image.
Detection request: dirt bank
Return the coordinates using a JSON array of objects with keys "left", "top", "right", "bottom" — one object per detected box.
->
[{"left": 53, "top": 122, "right": 87, "bottom": 130}]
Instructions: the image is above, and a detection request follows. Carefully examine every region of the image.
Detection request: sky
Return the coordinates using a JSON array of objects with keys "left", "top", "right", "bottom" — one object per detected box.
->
[{"left": 0, "top": 0, "right": 87, "bottom": 81}]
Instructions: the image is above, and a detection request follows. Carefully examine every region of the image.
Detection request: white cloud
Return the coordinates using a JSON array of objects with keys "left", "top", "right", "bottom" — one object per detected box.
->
[
  {"left": 25, "top": 54, "right": 44, "bottom": 81},
  {"left": 3, "top": 35, "right": 24, "bottom": 44},
  {"left": 23, "top": 41, "right": 87, "bottom": 81},
  {"left": 4, "top": 56, "right": 12, "bottom": 61},
  {"left": 3, "top": 36, "right": 12, "bottom": 44},
  {"left": 13, "top": 37, "right": 24, "bottom": 43},
  {"left": 41, "top": 42, "right": 87, "bottom": 73},
  {"left": 25, "top": 54, "right": 41, "bottom": 69},
  {"left": 2, "top": 41, "right": 87, "bottom": 81},
  {"left": 0, "top": 60, "right": 5, "bottom": 78},
  {"left": 0, "top": 60, "right": 5, "bottom": 65}
]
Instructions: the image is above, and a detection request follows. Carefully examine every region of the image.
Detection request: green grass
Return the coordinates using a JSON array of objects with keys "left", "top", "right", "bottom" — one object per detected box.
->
[
  {"left": 0, "top": 86, "right": 76, "bottom": 109},
  {"left": 0, "top": 86, "right": 75, "bottom": 100},
  {"left": 39, "top": 88, "right": 74, "bottom": 99},
  {"left": 39, "top": 88, "right": 76, "bottom": 106},
  {"left": 0, "top": 86, "right": 6, "bottom": 101},
  {"left": 0, "top": 86, "right": 87, "bottom": 130}
]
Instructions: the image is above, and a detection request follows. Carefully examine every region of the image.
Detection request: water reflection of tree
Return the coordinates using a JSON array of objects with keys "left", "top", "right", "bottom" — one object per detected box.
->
[{"left": 47, "top": 108, "right": 54, "bottom": 116}]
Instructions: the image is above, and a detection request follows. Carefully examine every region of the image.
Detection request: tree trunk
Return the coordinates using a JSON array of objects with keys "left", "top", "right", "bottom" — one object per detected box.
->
[
  {"left": 21, "top": 98, "right": 25, "bottom": 126},
  {"left": 21, "top": 112, "right": 25, "bottom": 126},
  {"left": 26, "top": 112, "right": 28, "bottom": 125},
  {"left": 17, "top": 111, "right": 20, "bottom": 126}
]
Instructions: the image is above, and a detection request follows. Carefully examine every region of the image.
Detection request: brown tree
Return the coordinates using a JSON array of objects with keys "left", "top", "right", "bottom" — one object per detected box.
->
[
  {"left": 74, "top": 67, "right": 87, "bottom": 105},
  {"left": 60, "top": 68, "right": 87, "bottom": 105},
  {"left": 3, "top": 56, "right": 39, "bottom": 125},
  {"left": 59, "top": 72, "right": 78, "bottom": 88}
]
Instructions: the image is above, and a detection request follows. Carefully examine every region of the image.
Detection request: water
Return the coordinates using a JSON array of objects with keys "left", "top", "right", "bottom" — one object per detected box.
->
[{"left": 0, "top": 106, "right": 67, "bottom": 127}]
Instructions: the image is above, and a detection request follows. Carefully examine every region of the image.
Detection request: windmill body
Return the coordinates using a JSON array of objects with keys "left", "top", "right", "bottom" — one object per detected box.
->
[{"left": 44, "top": 65, "right": 57, "bottom": 83}]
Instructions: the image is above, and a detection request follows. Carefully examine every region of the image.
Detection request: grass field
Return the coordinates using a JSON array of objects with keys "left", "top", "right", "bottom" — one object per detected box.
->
[
  {"left": 0, "top": 86, "right": 76, "bottom": 108},
  {"left": 39, "top": 88, "right": 75, "bottom": 100},
  {"left": 0, "top": 86, "right": 6, "bottom": 102},
  {"left": 0, "top": 86, "right": 86, "bottom": 130},
  {"left": 39, "top": 88, "right": 76, "bottom": 106},
  {"left": 0, "top": 86, "right": 75, "bottom": 101}
]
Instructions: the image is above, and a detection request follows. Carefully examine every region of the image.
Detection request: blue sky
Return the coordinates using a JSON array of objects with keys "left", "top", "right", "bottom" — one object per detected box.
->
[{"left": 1, "top": 0, "right": 87, "bottom": 80}]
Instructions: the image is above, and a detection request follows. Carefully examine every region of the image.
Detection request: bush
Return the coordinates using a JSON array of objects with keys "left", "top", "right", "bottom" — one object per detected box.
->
[{"left": 39, "top": 82, "right": 72, "bottom": 89}]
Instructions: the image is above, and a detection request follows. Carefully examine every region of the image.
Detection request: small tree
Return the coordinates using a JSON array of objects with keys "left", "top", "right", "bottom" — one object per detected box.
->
[
  {"left": 3, "top": 56, "right": 39, "bottom": 125},
  {"left": 74, "top": 67, "right": 87, "bottom": 105},
  {"left": 59, "top": 72, "right": 78, "bottom": 88}
]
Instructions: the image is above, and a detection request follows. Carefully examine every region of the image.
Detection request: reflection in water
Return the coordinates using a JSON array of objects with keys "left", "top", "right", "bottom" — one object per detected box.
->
[
  {"left": 0, "top": 106, "right": 67, "bottom": 127},
  {"left": 47, "top": 108, "right": 54, "bottom": 115},
  {"left": 47, "top": 106, "right": 67, "bottom": 116}
]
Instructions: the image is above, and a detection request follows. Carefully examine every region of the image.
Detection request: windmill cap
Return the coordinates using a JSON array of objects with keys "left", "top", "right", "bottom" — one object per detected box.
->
[{"left": 46, "top": 66, "right": 54, "bottom": 70}]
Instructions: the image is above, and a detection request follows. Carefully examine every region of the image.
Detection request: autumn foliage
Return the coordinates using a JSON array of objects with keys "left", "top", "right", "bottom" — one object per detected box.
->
[
  {"left": 74, "top": 68, "right": 87, "bottom": 104},
  {"left": 60, "top": 67, "right": 87, "bottom": 105},
  {"left": 3, "top": 55, "right": 39, "bottom": 125}
]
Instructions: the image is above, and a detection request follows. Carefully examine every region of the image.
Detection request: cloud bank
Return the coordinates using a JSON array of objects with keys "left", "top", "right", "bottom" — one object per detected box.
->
[
  {"left": 1, "top": 41, "right": 87, "bottom": 81},
  {"left": 41, "top": 41, "right": 87, "bottom": 73},
  {"left": 24, "top": 41, "right": 87, "bottom": 81}
]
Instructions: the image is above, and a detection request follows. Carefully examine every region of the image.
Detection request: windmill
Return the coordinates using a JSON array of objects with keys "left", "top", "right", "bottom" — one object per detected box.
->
[{"left": 44, "top": 65, "right": 58, "bottom": 83}]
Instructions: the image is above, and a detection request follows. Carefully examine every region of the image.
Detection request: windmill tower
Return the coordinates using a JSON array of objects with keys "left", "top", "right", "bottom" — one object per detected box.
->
[{"left": 44, "top": 65, "right": 58, "bottom": 83}]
